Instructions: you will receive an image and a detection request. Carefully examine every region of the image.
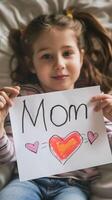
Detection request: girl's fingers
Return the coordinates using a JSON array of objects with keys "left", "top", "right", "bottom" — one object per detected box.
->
[
  {"left": 94, "top": 102, "right": 105, "bottom": 111},
  {"left": 0, "top": 86, "right": 20, "bottom": 107},
  {"left": 91, "top": 94, "right": 112, "bottom": 121},
  {"left": 0, "top": 95, "right": 6, "bottom": 104},
  {"left": 0, "top": 95, "right": 7, "bottom": 108},
  {"left": 94, "top": 100, "right": 112, "bottom": 111},
  {"left": 0, "top": 91, "right": 13, "bottom": 107},
  {"left": 91, "top": 94, "right": 112, "bottom": 110},
  {"left": 91, "top": 94, "right": 112, "bottom": 102},
  {"left": 0, "top": 86, "right": 20, "bottom": 97},
  {"left": 9, "top": 86, "right": 20, "bottom": 98}
]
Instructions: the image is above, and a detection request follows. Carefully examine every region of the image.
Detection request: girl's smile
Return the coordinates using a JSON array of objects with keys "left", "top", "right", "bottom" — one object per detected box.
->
[{"left": 51, "top": 74, "right": 69, "bottom": 80}]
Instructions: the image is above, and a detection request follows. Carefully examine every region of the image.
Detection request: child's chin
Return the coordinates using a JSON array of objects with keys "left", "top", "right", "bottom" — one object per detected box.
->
[{"left": 54, "top": 87, "right": 72, "bottom": 91}]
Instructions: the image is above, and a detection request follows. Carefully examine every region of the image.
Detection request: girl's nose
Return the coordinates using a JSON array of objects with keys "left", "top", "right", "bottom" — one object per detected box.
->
[{"left": 54, "top": 56, "right": 66, "bottom": 70}]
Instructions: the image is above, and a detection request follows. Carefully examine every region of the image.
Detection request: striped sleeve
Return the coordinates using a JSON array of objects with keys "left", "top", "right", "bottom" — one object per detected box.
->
[
  {"left": 0, "top": 83, "right": 42, "bottom": 164},
  {"left": 0, "top": 134, "right": 15, "bottom": 164}
]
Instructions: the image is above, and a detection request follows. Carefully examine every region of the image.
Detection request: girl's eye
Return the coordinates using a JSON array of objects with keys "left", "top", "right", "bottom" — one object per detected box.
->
[
  {"left": 42, "top": 54, "right": 53, "bottom": 60},
  {"left": 63, "top": 50, "right": 74, "bottom": 57}
]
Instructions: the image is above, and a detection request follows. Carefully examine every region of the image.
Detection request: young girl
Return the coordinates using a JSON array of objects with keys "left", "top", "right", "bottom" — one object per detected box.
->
[{"left": 0, "top": 8, "right": 112, "bottom": 200}]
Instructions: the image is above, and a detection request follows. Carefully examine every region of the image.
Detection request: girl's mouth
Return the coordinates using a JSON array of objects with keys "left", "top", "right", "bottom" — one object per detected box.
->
[{"left": 52, "top": 75, "right": 69, "bottom": 80}]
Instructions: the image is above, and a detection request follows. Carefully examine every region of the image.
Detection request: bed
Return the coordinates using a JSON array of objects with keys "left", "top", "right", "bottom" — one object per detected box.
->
[{"left": 0, "top": 1, "right": 112, "bottom": 199}]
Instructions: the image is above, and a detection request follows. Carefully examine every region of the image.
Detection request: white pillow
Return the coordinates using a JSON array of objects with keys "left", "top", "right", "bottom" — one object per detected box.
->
[{"left": 0, "top": 0, "right": 112, "bottom": 87}]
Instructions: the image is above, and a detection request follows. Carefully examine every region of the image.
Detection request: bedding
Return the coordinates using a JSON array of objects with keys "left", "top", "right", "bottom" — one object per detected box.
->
[{"left": 0, "top": 1, "right": 112, "bottom": 199}]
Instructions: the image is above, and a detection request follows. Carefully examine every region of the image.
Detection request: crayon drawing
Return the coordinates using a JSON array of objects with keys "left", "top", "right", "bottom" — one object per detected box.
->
[{"left": 9, "top": 86, "right": 112, "bottom": 181}]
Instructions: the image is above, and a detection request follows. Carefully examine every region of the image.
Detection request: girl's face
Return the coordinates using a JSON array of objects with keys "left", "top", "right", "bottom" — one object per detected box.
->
[{"left": 32, "top": 28, "right": 84, "bottom": 92}]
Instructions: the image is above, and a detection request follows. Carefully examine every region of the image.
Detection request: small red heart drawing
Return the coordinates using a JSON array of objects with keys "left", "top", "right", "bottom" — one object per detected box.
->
[
  {"left": 87, "top": 131, "right": 98, "bottom": 144},
  {"left": 25, "top": 141, "right": 39, "bottom": 153},
  {"left": 49, "top": 131, "right": 83, "bottom": 164}
]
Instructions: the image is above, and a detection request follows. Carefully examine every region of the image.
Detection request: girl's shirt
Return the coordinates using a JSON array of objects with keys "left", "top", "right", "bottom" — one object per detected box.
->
[{"left": 0, "top": 83, "right": 112, "bottom": 181}]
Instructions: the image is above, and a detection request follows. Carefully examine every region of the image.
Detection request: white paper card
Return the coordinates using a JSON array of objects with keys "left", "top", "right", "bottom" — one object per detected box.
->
[{"left": 9, "top": 86, "right": 112, "bottom": 181}]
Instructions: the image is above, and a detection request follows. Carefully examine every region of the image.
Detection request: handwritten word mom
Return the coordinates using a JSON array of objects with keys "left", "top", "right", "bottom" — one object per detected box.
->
[{"left": 22, "top": 99, "right": 88, "bottom": 133}]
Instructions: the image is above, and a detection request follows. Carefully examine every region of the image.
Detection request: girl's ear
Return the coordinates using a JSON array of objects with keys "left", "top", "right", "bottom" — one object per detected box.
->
[{"left": 80, "top": 49, "right": 85, "bottom": 67}]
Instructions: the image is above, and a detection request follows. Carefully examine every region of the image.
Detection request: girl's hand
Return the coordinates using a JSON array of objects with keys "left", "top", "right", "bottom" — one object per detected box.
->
[
  {"left": 91, "top": 93, "right": 112, "bottom": 121},
  {"left": 0, "top": 86, "right": 20, "bottom": 137}
]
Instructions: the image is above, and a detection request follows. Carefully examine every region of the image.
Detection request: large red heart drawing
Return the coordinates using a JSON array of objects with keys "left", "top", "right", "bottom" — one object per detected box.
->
[{"left": 49, "top": 131, "right": 83, "bottom": 164}]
